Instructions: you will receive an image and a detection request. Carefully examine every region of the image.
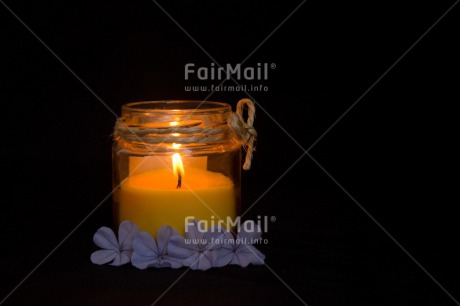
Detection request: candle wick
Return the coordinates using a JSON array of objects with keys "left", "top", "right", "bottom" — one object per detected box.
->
[{"left": 176, "top": 173, "right": 182, "bottom": 189}]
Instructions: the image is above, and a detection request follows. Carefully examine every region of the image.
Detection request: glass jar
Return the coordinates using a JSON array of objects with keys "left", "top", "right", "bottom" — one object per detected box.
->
[{"left": 112, "top": 101, "right": 241, "bottom": 236}]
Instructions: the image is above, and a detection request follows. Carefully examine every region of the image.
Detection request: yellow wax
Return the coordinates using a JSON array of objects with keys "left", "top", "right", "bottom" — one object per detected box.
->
[{"left": 118, "top": 167, "right": 236, "bottom": 236}]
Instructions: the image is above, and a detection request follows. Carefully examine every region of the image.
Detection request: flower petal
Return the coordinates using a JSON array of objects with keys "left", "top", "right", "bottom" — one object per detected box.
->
[
  {"left": 93, "top": 227, "right": 118, "bottom": 250},
  {"left": 167, "top": 235, "right": 196, "bottom": 259},
  {"left": 131, "top": 253, "right": 160, "bottom": 269},
  {"left": 90, "top": 249, "right": 118, "bottom": 265},
  {"left": 196, "top": 253, "right": 213, "bottom": 271},
  {"left": 211, "top": 230, "right": 234, "bottom": 268},
  {"left": 118, "top": 220, "right": 140, "bottom": 251},
  {"left": 131, "top": 232, "right": 159, "bottom": 269},
  {"left": 183, "top": 252, "right": 213, "bottom": 271},
  {"left": 182, "top": 253, "right": 200, "bottom": 268},
  {"left": 201, "top": 226, "right": 224, "bottom": 251},
  {"left": 150, "top": 260, "right": 173, "bottom": 269},
  {"left": 110, "top": 252, "right": 130, "bottom": 266},
  {"left": 246, "top": 245, "right": 265, "bottom": 265},
  {"left": 184, "top": 220, "right": 202, "bottom": 240},
  {"left": 234, "top": 244, "right": 265, "bottom": 267},
  {"left": 233, "top": 252, "right": 252, "bottom": 267},
  {"left": 212, "top": 248, "right": 234, "bottom": 268},
  {"left": 238, "top": 220, "right": 262, "bottom": 241},
  {"left": 163, "top": 256, "right": 183, "bottom": 269},
  {"left": 133, "top": 232, "right": 158, "bottom": 256},
  {"left": 220, "top": 231, "right": 236, "bottom": 250},
  {"left": 157, "top": 225, "right": 180, "bottom": 256},
  {"left": 133, "top": 256, "right": 181, "bottom": 269}
]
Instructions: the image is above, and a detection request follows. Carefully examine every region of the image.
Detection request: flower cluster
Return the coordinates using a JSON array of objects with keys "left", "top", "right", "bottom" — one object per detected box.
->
[{"left": 91, "top": 220, "right": 265, "bottom": 271}]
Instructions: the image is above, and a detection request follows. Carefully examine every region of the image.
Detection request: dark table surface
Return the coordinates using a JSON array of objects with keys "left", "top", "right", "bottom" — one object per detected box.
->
[{"left": 1, "top": 1, "right": 459, "bottom": 305}]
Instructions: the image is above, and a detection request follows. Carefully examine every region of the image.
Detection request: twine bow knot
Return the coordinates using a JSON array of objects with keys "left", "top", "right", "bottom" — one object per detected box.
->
[{"left": 228, "top": 98, "right": 257, "bottom": 170}]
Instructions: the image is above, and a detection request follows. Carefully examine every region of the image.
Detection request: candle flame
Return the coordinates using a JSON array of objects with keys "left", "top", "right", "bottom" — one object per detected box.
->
[
  {"left": 169, "top": 121, "right": 179, "bottom": 126},
  {"left": 172, "top": 142, "right": 183, "bottom": 188},
  {"left": 172, "top": 153, "right": 184, "bottom": 178}
]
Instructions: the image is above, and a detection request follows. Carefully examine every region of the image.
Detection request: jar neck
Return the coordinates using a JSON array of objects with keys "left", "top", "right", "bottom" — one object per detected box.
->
[{"left": 115, "top": 101, "right": 235, "bottom": 149}]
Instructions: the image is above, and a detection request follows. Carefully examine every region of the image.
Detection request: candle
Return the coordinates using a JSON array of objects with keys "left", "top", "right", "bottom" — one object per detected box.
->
[{"left": 117, "top": 158, "right": 236, "bottom": 236}]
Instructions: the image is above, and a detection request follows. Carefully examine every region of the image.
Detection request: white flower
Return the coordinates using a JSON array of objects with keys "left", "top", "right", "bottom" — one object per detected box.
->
[
  {"left": 213, "top": 220, "right": 265, "bottom": 268},
  {"left": 90, "top": 221, "right": 139, "bottom": 266},
  {"left": 131, "top": 226, "right": 183, "bottom": 269},
  {"left": 168, "top": 220, "right": 224, "bottom": 271}
]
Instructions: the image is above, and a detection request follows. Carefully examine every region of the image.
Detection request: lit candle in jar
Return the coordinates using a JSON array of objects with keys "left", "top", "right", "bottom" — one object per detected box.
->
[{"left": 113, "top": 101, "right": 245, "bottom": 237}]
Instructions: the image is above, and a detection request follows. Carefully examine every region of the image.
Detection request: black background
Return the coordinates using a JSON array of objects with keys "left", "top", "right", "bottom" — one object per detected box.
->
[{"left": 0, "top": 1, "right": 459, "bottom": 305}]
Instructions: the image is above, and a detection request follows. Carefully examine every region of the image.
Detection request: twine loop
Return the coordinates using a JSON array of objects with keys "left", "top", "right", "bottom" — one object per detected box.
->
[{"left": 228, "top": 99, "right": 257, "bottom": 170}]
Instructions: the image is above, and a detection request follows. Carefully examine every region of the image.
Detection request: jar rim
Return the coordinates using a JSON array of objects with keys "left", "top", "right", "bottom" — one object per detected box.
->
[{"left": 122, "top": 100, "right": 231, "bottom": 114}]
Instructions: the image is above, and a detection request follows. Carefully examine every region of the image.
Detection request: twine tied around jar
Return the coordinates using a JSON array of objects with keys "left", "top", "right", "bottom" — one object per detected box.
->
[
  {"left": 227, "top": 98, "right": 257, "bottom": 170},
  {"left": 114, "top": 99, "right": 257, "bottom": 170}
]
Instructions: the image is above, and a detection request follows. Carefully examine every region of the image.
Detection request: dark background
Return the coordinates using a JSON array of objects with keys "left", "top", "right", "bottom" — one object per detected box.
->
[{"left": 0, "top": 1, "right": 459, "bottom": 305}]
